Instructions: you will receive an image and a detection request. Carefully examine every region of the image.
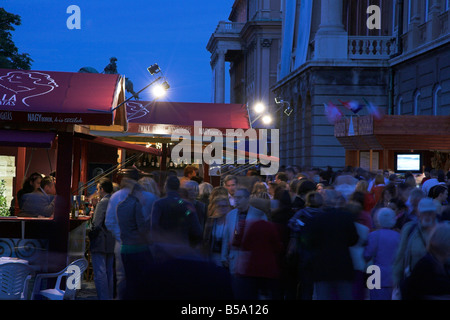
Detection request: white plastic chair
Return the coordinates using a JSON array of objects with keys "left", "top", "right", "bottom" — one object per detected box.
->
[
  {"left": 0, "top": 263, "right": 35, "bottom": 300},
  {"left": 31, "top": 258, "right": 88, "bottom": 300}
]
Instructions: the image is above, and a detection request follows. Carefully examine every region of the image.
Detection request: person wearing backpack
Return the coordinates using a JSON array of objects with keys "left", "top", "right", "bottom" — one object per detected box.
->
[
  {"left": 392, "top": 198, "right": 438, "bottom": 298},
  {"left": 116, "top": 184, "right": 153, "bottom": 300}
]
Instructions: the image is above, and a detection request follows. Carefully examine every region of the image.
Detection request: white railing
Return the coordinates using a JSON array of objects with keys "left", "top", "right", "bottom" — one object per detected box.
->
[
  {"left": 348, "top": 36, "right": 397, "bottom": 59},
  {"left": 215, "top": 21, "right": 245, "bottom": 34}
]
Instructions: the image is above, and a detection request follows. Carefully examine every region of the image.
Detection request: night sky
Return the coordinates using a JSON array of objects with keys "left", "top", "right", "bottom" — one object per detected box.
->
[{"left": 3, "top": 0, "right": 235, "bottom": 103}]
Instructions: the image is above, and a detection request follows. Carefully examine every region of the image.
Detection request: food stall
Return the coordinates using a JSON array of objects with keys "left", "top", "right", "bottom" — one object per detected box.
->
[
  {"left": 0, "top": 68, "right": 159, "bottom": 273},
  {"left": 90, "top": 100, "right": 252, "bottom": 186}
]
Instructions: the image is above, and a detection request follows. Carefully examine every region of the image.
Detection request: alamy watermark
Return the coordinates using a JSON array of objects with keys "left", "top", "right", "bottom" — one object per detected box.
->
[
  {"left": 170, "top": 121, "right": 279, "bottom": 175},
  {"left": 66, "top": 264, "right": 82, "bottom": 290},
  {"left": 66, "top": 5, "right": 81, "bottom": 30},
  {"left": 367, "top": 5, "right": 381, "bottom": 30}
]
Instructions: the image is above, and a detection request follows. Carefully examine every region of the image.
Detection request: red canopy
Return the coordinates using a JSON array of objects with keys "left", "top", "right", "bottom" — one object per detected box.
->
[
  {"left": 126, "top": 101, "right": 250, "bottom": 135},
  {"left": 0, "top": 68, "right": 125, "bottom": 127}
]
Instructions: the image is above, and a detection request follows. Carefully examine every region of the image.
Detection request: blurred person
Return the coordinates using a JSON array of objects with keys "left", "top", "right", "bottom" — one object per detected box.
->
[
  {"left": 364, "top": 207, "right": 401, "bottom": 300},
  {"left": 19, "top": 175, "right": 56, "bottom": 218},
  {"left": 429, "top": 184, "right": 448, "bottom": 218},
  {"left": 370, "top": 174, "right": 386, "bottom": 205},
  {"left": 397, "top": 183, "right": 413, "bottom": 204},
  {"left": 184, "top": 180, "right": 207, "bottom": 231},
  {"left": 180, "top": 165, "right": 197, "bottom": 187},
  {"left": 388, "top": 197, "right": 409, "bottom": 231},
  {"left": 207, "top": 186, "right": 229, "bottom": 214},
  {"left": 392, "top": 198, "right": 439, "bottom": 295},
  {"left": 303, "top": 189, "right": 359, "bottom": 300},
  {"left": 198, "top": 182, "right": 213, "bottom": 207},
  {"left": 287, "top": 191, "right": 324, "bottom": 300},
  {"left": 16, "top": 172, "right": 43, "bottom": 210},
  {"left": 150, "top": 175, "right": 203, "bottom": 261},
  {"left": 404, "top": 175, "right": 417, "bottom": 189},
  {"left": 345, "top": 201, "right": 370, "bottom": 300},
  {"left": 403, "top": 188, "right": 426, "bottom": 226},
  {"left": 402, "top": 223, "right": 450, "bottom": 300},
  {"left": 116, "top": 183, "right": 153, "bottom": 300},
  {"left": 138, "top": 176, "right": 161, "bottom": 198},
  {"left": 223, "top": 175, "right": 238, "bottom": 208},
  {"left": 105, "top": 168, "right": 156, "bottom": 299},
  {"left": 89, "top": 178, "right": 115, "bottom": 300},
  {"left": 221, "top": 188, "right": 267, "bottom": 299},
  {"left": 275, "top": 172, "right": 288, "bottom": 184},
  {"left": 348, "top": 191, "right": 374, "bottom": 232},
  {"left": 237, "top": 219, "right": 284, "bottom": 300},
  {"left": 202, "top": 195, "right": 231, "bottom": 266},
  {"left": 422, "top": 169, "right": 439, "bottom": 197}
]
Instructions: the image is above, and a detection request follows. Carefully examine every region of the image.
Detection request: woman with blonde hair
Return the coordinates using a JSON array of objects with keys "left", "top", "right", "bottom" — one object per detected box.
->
[
  {"left": 138, "top": 177, "right": 160, "bottom": 198},
  {"left": 354, "top": 179, "right": 376, "bottom": 213}
]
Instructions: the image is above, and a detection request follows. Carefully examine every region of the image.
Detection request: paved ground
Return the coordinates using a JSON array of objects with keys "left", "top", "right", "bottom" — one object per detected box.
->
[{"left": 76, "top": 279, "right": 98, "bottom": 300}]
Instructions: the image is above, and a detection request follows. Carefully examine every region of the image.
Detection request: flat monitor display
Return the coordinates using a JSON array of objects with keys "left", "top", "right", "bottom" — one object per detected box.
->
[{"left": 396, "top": 154, "right": 421, "bottom": 172}]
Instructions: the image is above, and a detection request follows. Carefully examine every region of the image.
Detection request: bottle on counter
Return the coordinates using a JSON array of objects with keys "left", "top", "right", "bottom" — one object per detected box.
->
[
  {"left": 71, "top": 195, "right": 79, "bottom": 219},
  {"left": 79, "top": 195, "right": 86, "bottom": 217}
]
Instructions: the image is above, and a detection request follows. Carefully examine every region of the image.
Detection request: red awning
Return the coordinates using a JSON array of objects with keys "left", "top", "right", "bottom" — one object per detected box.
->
[
  {"left": 0, "top": 129, "right": 56, "bottom": 148},
  {"left": 126, "top": 101, "right": 250, "bottom": 135},
  {"left": 76, "top": 133, "right": 161, "bottom": 156},
  {"left": 0, "top": 68, "right": 126, "bottom": 127}
]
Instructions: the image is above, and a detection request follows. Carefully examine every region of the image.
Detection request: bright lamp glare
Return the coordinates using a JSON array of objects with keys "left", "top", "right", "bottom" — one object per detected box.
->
[
  {"left": 152, "top": 84, "right": 167, "bottom": 98},
  {"left": 262, "top": 115, "right": 272, "bottom": 124},
  {"left": 254, "top": 103, "right": 265, "bottom": 114}
]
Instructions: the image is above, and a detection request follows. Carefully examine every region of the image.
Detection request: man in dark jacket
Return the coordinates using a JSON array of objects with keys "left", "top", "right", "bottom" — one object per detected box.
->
[
  {"left": 89, "top": 178, "right": 115, "bottom": 300},
  {"left": 150, "top": 175, "right": 203, "bottom": 260},
  {"left": 304, "top": 189, "right": 359, "bottom": 300}
]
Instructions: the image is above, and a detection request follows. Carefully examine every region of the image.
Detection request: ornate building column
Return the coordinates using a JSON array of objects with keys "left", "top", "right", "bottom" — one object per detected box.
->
[
  {"left": 314, "top": 0, "right": 348, "bottom": 60},
  {"left": 211, "top": 49, "right": 226, "bottom": 103}
]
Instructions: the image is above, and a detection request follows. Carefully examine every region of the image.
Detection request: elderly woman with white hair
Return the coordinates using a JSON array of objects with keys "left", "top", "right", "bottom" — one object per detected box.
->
[{"left": 364, "top": 207, "right": 401, "bottom": 300}]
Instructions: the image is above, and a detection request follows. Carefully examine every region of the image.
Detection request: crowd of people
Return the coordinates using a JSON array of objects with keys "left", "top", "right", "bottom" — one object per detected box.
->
[
  {"left": 15, "top": 163, "right": 450, "bottom": 300},
  {"left": 84, "top": 164, "right": 450, "bottom": 300}
]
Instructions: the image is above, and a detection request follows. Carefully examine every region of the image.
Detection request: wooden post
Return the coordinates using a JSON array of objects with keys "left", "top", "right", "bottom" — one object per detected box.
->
[
  {"left": 50, "top": 131, "right": 73, "bottom": 272},
  {"left": 356, "top": 150, "right": 360, "bottom": 168},
  {"left": 369, "top": 149, "right": 373, "bottom": 172},
  {"left": 15, "top": 147, "right": 27, "bottom": 215},
  {"left": 80, "top": 140, "right": 88, "bottom": 194}
]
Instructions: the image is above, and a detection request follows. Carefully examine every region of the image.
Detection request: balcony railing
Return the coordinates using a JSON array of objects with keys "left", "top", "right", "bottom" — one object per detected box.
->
[
  {"left": 214, "top": 21, "right": 245, "bottom": 34},
  {"left": 348, "top": 36, "right": 397, "bottom": 59}
]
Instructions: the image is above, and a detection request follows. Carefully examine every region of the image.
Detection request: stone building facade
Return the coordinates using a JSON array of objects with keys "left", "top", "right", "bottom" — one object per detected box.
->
[
  {"left": 273, "top": 0, "right": 450, "bottom": 170},
  {"left": 207, "top": 0, "right": 282, "bottom": 127}
]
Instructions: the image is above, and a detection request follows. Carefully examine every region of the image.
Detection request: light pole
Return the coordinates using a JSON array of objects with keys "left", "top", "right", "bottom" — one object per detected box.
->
[
  {"left": 248, "top": 98, "right": 293, "bottom": 128},
  {"left": 88, "top": 63, "right": 170, "bottom": 113}
]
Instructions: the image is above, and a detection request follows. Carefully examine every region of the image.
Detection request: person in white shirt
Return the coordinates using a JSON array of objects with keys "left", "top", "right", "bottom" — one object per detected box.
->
[{"left": 223, "top": 175, "right": 238, "bottom": 208}]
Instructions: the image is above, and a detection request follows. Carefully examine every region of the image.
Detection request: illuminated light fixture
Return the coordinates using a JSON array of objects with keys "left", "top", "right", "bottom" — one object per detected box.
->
[
  {"left": 262, "top": 115, "right": 272, "bottom": 125},
  {"left": 254, "top": 102, "right": 265, "bottom": 114},
  {"left": 152, "top": 83, "right": 169, "bottom": 98},
  {"left": 147, "top": 64, "right": 161, "bottom": 75}
]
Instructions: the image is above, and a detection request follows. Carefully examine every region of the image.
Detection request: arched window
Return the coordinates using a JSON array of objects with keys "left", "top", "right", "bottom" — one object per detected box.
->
[
  {"left": 433, "top": 85, "right": 442, "bottom": 115},
  {"left": 414, "top": 90, "right": 421, "bottom": 115}
]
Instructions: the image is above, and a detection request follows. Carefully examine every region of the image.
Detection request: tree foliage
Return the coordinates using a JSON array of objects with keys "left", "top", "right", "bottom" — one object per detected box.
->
[{"left": 0, "top": 8, "right": 32, "bottom": 70}]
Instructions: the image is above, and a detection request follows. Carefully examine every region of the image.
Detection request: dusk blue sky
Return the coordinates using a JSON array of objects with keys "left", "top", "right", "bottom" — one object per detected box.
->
[{"left": 3, "top": 0, "right": 234, "bottom": 103}]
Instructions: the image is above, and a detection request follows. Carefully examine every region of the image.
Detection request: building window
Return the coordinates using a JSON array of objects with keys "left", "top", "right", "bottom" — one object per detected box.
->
[
  {"left": 397, "top": 97, "right": 403, "bottom": 115},
  {"left": 414, "top": 90, "right": 421, "bottom": 115},
  {"left": 392, "top": 0, "right": 397, "bottom": 34},
  {"left": 433, "top": 85, "right": 442, "bottom": 115},
  {"left": 408, "top": 0, "right": 412, "bottom": 27}
]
